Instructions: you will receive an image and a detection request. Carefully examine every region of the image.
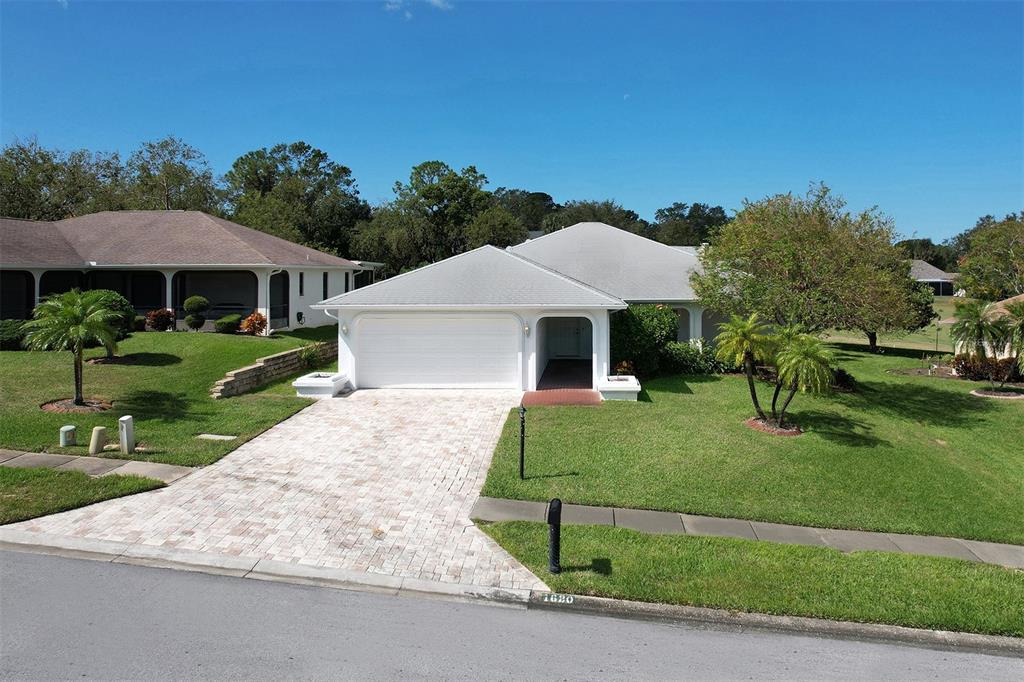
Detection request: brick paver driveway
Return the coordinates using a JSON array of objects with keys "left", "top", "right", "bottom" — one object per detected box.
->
[{"left": 13, "top": 390, "right": 545, "bottom": 591}]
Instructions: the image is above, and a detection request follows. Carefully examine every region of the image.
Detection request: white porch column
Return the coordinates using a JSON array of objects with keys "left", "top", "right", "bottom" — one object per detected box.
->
[
  {"left": 30, "top": 269, "right": 42, "bottom": 308},
  {"left": 255, "top": 269, "right": 271, "bottom": 335},
  {"left": 160, "top": 269, "right": 176, "bottom": 312},
  {"left": 687, "top": 305, "right": 703, "bottom": 344}
]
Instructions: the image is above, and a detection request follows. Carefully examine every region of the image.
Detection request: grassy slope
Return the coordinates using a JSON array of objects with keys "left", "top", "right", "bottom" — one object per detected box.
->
[
  {"left": 825, "top": 296, "right": 959, "bottom": 353},
  {"left": 0, "top": 467, "right": 163, "bottom": 524},
  {"left": 482, "top": 346, "right": 1024, "bottom": 544},
  {"left": 0, "top": 326, "right": 335, "bottom": 467},
  {"left": 482, "top": 522, "right": 1024, "bottom": 638}
]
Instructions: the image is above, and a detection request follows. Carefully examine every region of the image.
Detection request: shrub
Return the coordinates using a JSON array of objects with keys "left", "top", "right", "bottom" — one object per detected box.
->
[
  {"left": 132, "top": 315, "right": 147, "bottom": 332},
  {"left": 92, "top": 290, "right": 135, "bottom": 341},
  {"left": 297, "top": 342, "right": 328, "bottom": 370},
  {"left": 0, "top": 319, "right": 26, "bottom": 350},
  {"left": 660, "top": 341, "right": 734, "bottom": 375},
  {"left": 610, "top": 304, "right": 679, "bottom": 377},
  {"left": 952, "top": 355, "right": 1020, "bottom": 384},
  {"left": 613, "top": 360, "right": 636, "bottom": 376},
  {"left": 184, "top": 314, "right": 206, "bottom": 331},
  {"left": 183, "top": 295, "right": 210, "bottom": 314},
  {"left": 213, "top": 313, "right": 243, "bottom": 334},
  {"left": 182, "top": 296, "right": 210, "bottom": 331},
  {"left": 145, "top": 308, "right": 175, "bottom": 331},
  {"left": 240, "top": 312, "right": 267, "bottom": 336}
]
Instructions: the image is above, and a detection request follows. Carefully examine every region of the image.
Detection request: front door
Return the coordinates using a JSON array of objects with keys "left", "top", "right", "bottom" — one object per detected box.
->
[{"left": 549, "top": 317, "right": 582, "bottom": 357}]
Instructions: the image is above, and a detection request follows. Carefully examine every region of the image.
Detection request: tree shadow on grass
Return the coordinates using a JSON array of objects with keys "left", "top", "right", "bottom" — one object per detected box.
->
[
  {"left": 642, "top": 374, "right": 723, "bottom": 399},
  {"left": 841, "top": 380, "right": 996, "bottom": 428},
  {"left": 794, "top": 410, "right": 889, "bottom": 448},
  {"left": 115, "top": 390, "right": 197, "bottom": 423},
  {"left": 830, "top": 343, "right": 936, "bottom": 362},
  {"left": 563, "top": 557, "right": 612, "bottom": 576},
  {"left": 105, "top": 352, "right": 182, "bottom": 367}
]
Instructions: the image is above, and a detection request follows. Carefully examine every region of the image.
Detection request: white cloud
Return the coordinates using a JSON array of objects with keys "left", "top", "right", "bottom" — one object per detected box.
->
[
  {"left": 425, "top": 0, "right": 453, "bottom": 9},
  {"left": 384, "top": 0, "right": 403, "bottom": 11}
]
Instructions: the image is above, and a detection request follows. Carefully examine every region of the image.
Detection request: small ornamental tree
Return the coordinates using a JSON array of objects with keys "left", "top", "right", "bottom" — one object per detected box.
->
[
  {"left": 22, "top": 290, "right": 119, "bottom": 405},
  {"left": 714, "top": 313, "right": 771, "bottom": 421},
  {"left": 146, "top": 308, "right": 175, "bottom": 331},
  {"left": 183, "top": 295, "right": 210, "bottom": 331},
  {"left": 950, "top": 300, "right": 1014, "bottom": 388},
  {"left": 773, "top": 334, "right": 834, "bottom": 428}
]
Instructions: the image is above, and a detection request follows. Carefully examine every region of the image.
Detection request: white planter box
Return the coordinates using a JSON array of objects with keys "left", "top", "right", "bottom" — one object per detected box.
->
[
  {"left": 292, "top": 372, "right": 349, "bottom": 399},
  {"left": 597, "top": 375, "right": 641, "bottom": 401}
]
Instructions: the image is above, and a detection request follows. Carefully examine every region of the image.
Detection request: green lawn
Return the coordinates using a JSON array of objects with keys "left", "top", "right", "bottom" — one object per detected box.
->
[
  {"left": 0, "top": 467, "right": 163, "bottom": 524},
  {"left": 0, "top": 326, "right": 335, "bottom": 467},
  {"left": 825, "top": 296, "right": 959, "bottom": 353},
  {"left": 483, "top": 346, "right": 1024, "bottom": 544},
  {"left": 482, "top": 522, "right": 1024, "bottom": 638}
]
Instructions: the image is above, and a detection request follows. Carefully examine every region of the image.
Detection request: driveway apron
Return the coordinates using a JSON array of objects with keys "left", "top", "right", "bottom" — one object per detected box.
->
[{"left": 11, "top": 390, "right": 545, "bottom": 591}]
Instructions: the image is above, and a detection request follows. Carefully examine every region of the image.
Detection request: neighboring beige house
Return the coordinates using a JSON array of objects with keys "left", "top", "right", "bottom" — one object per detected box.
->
[{"left": 0, "top": 210, "right": 375, "bottom": 333}]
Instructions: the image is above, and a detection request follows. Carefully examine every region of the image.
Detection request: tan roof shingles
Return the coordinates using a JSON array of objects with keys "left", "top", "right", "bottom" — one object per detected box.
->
[{"left": 1, "top": 211, "right": 356, "bottom": 268}]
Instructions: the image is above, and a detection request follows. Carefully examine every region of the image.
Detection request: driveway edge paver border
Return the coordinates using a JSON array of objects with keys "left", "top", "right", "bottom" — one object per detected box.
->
[{"left": 2, "top": 527, "right": 1020, "bottom": 658}]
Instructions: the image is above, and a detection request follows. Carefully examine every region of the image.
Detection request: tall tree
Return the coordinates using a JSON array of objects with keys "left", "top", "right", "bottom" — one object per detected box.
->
[
  {"left": 0, "top": 139, "right": 127, "bottom": 220},
  {"left": 492, "top": 188, "right": 558, "bottom": 232},
  {"left": 224, "top": 141, "right": 371, "bottom": 254},
  {"left": 956, "top": 214, "right": 1024, "bottom": 301},
  {"left": 465, "top": 205, "right": 528, "bottom": 249},
  {"left": 693, "top": 183, "right": 911, "bottom": 334},
  {"left": 541, "top": 199, "right": 648, "bottom": 234},
  {"left": 126, "top": 136, "right": 218, "bottom": 212},
  {"left": 896, "top": 237, "right": 957, "bottom": 272},
  {"left": 652, "top": 202, "right": 730, "bottom": 245},
  {"left": 354, "top": 161, "right": 492, "bottom": 275}
]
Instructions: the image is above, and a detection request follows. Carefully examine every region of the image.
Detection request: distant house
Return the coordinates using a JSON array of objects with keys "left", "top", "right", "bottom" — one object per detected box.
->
[
  {"left": 0, "top": 210, "right": 376, "bottom": 332},
  {"left": 910, "top": 259, "right": 959, "bottom": 296}
]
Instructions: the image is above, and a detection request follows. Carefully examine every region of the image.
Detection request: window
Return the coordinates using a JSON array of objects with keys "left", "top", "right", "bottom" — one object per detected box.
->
[
  {"left": 322, "top": 272, "right": 329, "bottom": 299},
  {"left": 345, "top": 272, "right": 350, "bottom": 292},
  {"left": 299, "top": 272, "right": 304, "bottom": 296}
]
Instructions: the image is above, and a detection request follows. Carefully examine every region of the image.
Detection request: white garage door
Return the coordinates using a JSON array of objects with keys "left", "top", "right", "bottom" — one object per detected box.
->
[{"left": 356, "top": 315, "right": 521, "bottom": 388}]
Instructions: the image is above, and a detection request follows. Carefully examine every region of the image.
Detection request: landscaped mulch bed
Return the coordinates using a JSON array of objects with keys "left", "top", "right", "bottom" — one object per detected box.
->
[
  {"left": 744, "top": 417, "right": 802, "bottom": 436},
  {"left": 40, "top": 398, "right": 112, "bottom": 414},
  {"left": 970, "top": 389, "right": 1024, "bottom": 400}
]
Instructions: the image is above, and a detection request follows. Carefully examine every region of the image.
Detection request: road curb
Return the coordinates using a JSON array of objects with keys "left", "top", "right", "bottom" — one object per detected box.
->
[
  {"left": 526, "top": 592, "right": 1024, "bottom": 658},
  {"left": 3, "top": 528, "right": 1019, "bottom": 656},
  {"left": 0, "top": 529, "right": 534, "bottom": 608}
]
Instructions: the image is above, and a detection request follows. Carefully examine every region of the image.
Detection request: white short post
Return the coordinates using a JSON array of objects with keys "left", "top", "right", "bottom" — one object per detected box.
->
[
  {"left": 118, "top": 415, "right": 135, "bottom": 454},
  {"left": 59, "top": 425, "right": 76, "bottom": 447},
  {"left": 89, "top": 426, "right": 107, "bottom": 455}
]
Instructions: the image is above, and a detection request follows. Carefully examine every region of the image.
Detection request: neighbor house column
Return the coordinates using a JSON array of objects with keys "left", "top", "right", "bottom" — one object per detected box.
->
[
  {"left": 160, "top": 269, "right": 176, "bottom": 313},
  {"left": 687, "top": 305, "right": 703, "bottom": 344},
  {"left": 255, "top": 269, "right": 271, "bottom": 335}
]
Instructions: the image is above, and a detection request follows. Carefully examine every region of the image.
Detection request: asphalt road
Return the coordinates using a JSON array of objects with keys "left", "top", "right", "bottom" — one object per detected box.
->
[{"left": 0, "top": 550, "right": 1019, "bottom": 680}]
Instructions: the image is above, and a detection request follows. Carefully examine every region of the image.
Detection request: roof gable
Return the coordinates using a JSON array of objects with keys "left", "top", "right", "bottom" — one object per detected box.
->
[
  {"left": 316, "top": 245, "right": 625, "bottom": 309},
  {"left": 510, "top": 222, "right": 701, "bottom": 302},
  {"left": 909, "top": 259, "right": 955, "bottom": 281}
]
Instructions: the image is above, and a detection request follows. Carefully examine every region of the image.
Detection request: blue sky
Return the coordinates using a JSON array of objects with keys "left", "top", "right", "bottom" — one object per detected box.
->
[{"left": 2, "top": 1, "right": 1021, "bottom": 241}]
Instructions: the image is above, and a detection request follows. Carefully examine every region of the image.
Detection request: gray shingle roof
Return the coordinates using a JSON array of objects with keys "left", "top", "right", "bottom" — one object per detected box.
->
[
  {"left": 0, "top": 211, "right": 356, "bottom": 268},
  {"left": 510, "top": 222, "right": 701, "bottom": 302},
  {"left": 909, "top": 259, "right": 955, "bottom": 281},
  {"left": 315, "top": 245, "right": 625, "bottom": 309}
]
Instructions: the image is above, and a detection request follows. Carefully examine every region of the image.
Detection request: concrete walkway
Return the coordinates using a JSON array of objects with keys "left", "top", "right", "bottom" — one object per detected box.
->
[
  {"left": 0, "top": 449, "right": 193, "bottom": 484},
  {"left": 471, "top": 496, "right": 1024, "bottom": 570}
]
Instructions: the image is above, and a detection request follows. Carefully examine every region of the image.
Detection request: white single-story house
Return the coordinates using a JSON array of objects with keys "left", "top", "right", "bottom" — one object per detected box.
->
[
  {"left": 0, "top": 210, "right": 376, "bottom": 333},
  {"left": 314, "top": 222, "right": 720, "bottom": 392},
  {"left": 911, "top": 259, "right": 959, "bottom": 297}
]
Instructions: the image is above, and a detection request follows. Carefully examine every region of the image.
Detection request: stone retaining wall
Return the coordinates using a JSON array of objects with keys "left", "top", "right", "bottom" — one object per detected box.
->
[{"left": 211, "top": 341, "right": 338, "bottom": 399}]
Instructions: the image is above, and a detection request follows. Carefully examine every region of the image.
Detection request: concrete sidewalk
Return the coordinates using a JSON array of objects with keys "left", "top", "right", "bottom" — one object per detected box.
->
[
  {"left": 0, "top": 449, "right": 194, "bottom": 484},
  {"left": 471, "top": 496, "right": 1024, "bottom": 570}
]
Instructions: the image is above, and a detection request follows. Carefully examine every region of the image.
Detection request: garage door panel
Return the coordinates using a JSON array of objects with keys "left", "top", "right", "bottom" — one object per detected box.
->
[{"left": 356, "top": 315, "right": 521, "bottom": 388}]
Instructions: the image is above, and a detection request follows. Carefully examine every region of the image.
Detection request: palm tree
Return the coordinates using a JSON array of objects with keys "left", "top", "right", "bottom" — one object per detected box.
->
[
  {"left": 1004, "top": 301, "right": 1024, "bottom": 373},
  {"left": 950, "top": 300, "right": 1001, "bottom": 358},
  {"left": 766, "top": 323, "right": 803, "bottom": 423},
  {"left": 22, "top": 290, "right": 120, "bottom": 405},
  {"left": 715, "top": 313, "right": 771, "bottom": 421},
  {"left": 775, "top": 334, "right": 834, "bottom": 428}
]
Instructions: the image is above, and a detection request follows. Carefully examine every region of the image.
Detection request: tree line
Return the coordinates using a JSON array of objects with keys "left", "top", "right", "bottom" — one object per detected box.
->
[{"left": 0, "top": 137, "right": 730, "bottom": 277}]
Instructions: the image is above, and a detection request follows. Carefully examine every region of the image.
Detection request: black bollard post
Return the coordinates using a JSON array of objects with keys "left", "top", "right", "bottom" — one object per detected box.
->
[
  {"left": 547, "top": 498, "right": 562, "bottom": 574},
  {"left": 518, "top": 406, "right": 527, "bottom": 480}
]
